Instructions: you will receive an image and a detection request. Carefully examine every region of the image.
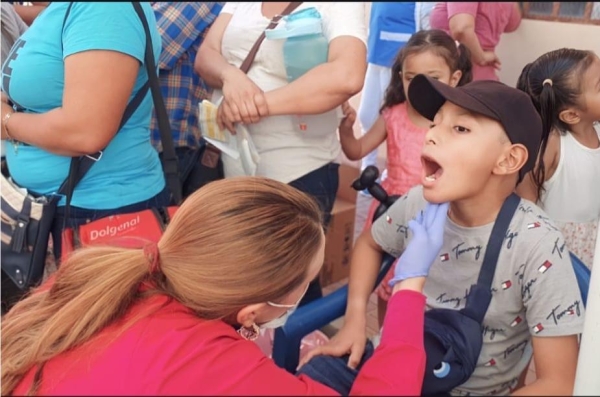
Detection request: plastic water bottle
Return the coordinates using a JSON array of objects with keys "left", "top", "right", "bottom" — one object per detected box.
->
[{"left": 265, "top": 7, "right": 328, "bottom": 82}]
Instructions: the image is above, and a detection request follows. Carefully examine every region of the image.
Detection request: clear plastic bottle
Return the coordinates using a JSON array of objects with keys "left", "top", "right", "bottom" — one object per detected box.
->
[{"left": 265, "top": 7, "right": 328, "bottom": 82}]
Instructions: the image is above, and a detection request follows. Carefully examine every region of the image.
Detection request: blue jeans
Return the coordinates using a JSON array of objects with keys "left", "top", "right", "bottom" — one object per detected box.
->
[
  {"left": 297, "top": 339, "right": 375, "bottom": 395},
  {"left": 289, "top": 162, "right": 340, "bottom": 306},
  {"left": 51, "top": 186, "right": 171, "bottom": 260}
]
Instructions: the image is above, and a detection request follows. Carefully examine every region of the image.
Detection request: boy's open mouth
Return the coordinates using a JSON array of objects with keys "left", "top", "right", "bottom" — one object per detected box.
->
[{"left": 422, "top": 155, "right": 443, "bottom": 182}]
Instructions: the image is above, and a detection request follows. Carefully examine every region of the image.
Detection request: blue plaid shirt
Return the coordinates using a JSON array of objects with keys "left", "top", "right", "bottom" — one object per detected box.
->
[{"left": 150, "top": 2, "right": 224, "bottom": 151}]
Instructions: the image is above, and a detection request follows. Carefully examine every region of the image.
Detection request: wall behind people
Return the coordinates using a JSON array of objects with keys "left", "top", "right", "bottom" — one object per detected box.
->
[
  {"left": 365, "top": 15, "right": 600, "bottom": 166},
  {"left": 496, "top": 19, "right": 600, "bottom": 86}
]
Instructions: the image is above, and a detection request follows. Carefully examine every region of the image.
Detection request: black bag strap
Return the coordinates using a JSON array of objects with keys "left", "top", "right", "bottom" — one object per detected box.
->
[
  {"left": 462, "top": 193, "right": 521, "bottom": 322},
  {"left": 131, "top": 2, "right": 182, "bottom": 205},
  {"left": 477, "top": 193, "right": 521, "bottom": 287},
  {"left": 56, "top": 3, "right": 153, "bottom": 209},
  {"left": 56, "top": 2, "right": 182, "bottom": 215}
]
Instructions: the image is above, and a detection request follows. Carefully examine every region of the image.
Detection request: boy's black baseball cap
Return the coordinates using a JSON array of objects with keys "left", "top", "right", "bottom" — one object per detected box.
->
[{"left": 408, "top": 74, "right": 543, "bottom": 180}]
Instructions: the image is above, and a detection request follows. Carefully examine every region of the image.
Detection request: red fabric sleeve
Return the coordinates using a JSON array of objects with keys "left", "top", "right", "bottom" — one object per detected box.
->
[
  {"left": 447, "top": 2, "right": 479, "bottom": 18},
  {"left": 350, "top": 289, "right": 427, "bottom": 395}
]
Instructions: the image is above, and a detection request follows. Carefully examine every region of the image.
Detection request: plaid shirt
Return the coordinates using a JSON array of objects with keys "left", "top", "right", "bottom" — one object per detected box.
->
[{"left": 150, "top": 2, "right": 224, "bottom": 151}]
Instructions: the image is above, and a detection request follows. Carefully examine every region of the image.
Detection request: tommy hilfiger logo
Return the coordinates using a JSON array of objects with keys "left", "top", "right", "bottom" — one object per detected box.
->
[
  {"left": 532, "top": 323, "right": 544, "bottom": 334},
  {"left": 484, "top": 358, "right": 497, "bottom": 367},
  {"left": 501, "top": 280, "right": 512, "bottom": 290},
  {"left": 527, "top": 222, "right": 541, "bottom": 229},
  {"left": 440, "top": 253, "right": 450, "bottom": 262},
  {"left": 510, "top": 316, "right": 523, "bottom": 327},
  {"left": 538, "top": 261, "right": 553, "bottom": 273},
  {"left": 386, "top": 215, "right": 392, "bottom": 224}
]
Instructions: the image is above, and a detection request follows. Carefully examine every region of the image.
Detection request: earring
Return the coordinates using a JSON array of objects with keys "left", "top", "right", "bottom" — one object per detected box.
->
[{"left": 237, "top": 323, "right": 260, "bottom": 341}]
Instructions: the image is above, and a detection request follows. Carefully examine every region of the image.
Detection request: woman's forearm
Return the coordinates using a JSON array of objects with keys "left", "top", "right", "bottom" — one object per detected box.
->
[
  {"left": 350, "top": 288, "right": 427, "bottom": 395},
  {"left": 195, "top": 46, "right": 239, "bottom": 90},
  {"left": 453, "top": 27, "right": 487, "bottom": 66},
  {"left": 265, "top": 60, "right": 364, "bottom": 117},
  {"left": 5, "top": 109, "right": 108, "bottom": 157}
]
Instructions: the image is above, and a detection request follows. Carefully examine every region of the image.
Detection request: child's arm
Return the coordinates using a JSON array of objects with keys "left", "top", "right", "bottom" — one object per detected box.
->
[
  {"left": 299, "top": 190, "right": 419, "bottom": 369},
  {"left": 338, "top": 102, "right": 387, "bottom": 161},
  {"left": 515, "top": 131, "right": 560, "bottom": 203},
  {"left": 298, "top": 229, "right": 384, "bottom": 369},
  {"left": 511, "top": 335, "right": 579, "bottom": 396}
]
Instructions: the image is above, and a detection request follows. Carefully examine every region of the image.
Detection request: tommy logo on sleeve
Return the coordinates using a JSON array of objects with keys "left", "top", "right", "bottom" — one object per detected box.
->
[
  {"left": 440, "top": 252, "right": 450, "bottom": 262},
  {"left": 510, "top": 315, "right": 523, "bottom": 327},
  {"left": 546, "top": 300, "right": 582, "bottom": 325},
  {"left": 395, "top": 224, "right": 409, "bottom": 238},
  {"left": 532, "top": 323, "right": 544, "bottom": 334},
  {"left": 538, "top": 260, "right": 553, "bottom": 274},
  {"left": 552, "top": 237, "right": 567, "bottom": 259}
]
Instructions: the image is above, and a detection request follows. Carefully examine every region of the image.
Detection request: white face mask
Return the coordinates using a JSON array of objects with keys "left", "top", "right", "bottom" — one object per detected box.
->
[
  {"left": 258, "top": 283, "right": 309, "bottom": 329},
  {"left": 259, "top": 306, "right": 297, "bottom": 329}
]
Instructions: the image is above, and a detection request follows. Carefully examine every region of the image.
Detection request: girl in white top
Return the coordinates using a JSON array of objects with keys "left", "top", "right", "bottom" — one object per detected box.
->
[
  {"left": 195, "top": 2, "right": 367, "bottom": 303},
  {"left": 517, "top": 48, "right": 600, "bottom": 270}
]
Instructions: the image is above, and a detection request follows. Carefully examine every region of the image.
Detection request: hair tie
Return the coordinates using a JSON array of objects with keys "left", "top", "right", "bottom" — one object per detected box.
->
[
  {"left": 542, "top": 78, "right": 553, "bottom": 87},
  {"left": 144, "top": 243, "right": 161, "bottom": 274}
]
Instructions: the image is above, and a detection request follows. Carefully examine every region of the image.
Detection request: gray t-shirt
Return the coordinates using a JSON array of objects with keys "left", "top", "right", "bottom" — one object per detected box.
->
[{"left": 371, "top": 185, "right": 585, "bottom": 396}]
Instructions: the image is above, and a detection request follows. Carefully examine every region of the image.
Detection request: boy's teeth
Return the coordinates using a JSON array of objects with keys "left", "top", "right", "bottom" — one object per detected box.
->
[{"left": 425, "top": 175, "right": 436, "bottom": 182}]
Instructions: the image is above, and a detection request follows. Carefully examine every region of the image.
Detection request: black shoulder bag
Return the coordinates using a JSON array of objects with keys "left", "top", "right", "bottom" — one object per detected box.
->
[{"left": 421, "top": 193, "right": 521, "bottom": 396}]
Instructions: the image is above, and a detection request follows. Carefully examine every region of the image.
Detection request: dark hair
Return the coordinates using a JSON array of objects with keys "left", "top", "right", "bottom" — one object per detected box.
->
[
  {"left": 381, "top": 29, "right": 473, "bottom": 113},
  {"left": 516, "top": 48, "right": 595, "bottom": 199}
]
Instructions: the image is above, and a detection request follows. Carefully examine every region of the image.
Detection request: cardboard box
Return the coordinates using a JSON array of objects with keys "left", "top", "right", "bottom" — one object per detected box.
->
[{"left": 320, "top": 164, "right": 360, "bottom": 288}]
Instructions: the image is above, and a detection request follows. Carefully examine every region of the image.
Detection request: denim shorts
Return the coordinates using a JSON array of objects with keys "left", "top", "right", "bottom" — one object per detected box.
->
[{"left": 289, "top": 162, "right": 340, "bottom": 229}]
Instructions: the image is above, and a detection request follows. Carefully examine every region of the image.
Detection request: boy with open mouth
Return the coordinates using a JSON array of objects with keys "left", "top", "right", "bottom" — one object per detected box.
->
[{"left": 302, "top": 74, "right": 585, "bottom": 396}]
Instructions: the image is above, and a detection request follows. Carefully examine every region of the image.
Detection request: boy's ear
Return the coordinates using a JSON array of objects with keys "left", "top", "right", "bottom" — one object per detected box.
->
[
  {"left": 558, "top": 107, "right": 580, "bottom": 126},
  {"left": 450, "top": 70, "right": 462, "bottom": 87},
  {"left": 493, "top": 143, "right": 528, "bottom": 177}
]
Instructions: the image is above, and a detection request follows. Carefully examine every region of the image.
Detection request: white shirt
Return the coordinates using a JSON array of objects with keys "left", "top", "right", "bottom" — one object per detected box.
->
[
  {"left": 540, "top": 123, "right": 600, "bottom": 223},
  {"left": 215, "top": 2, "right": 367, "bottom": 183}
]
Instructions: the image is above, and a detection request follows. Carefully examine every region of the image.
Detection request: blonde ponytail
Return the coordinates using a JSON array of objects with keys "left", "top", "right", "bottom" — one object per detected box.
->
[
  {"left": 1, "top": 245, "right": 152, "bottom": 395},
  {"left": 1, "top": 176, "right": 324, "bottom": 395}
]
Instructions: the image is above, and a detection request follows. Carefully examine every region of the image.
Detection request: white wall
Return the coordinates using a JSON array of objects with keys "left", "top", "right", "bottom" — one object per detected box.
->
[
  {"left": 496, "top": 19, "right": 600, "bottom": 87},
  {"left": 360, "top": 16, "right": 600, "bottom": 165}
]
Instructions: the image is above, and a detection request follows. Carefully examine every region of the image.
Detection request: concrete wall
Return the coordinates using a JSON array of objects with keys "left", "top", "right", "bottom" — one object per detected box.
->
[
  {"left": 352, "top": 9, "right": 600, "bottom": 166},
  {"left": 496, "top": 19, "right": 600, "bottom": 87}
]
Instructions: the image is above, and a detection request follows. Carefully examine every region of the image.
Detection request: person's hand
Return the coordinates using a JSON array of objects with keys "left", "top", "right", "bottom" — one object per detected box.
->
[
  {"left": 388, "top": 202, "right": 449, "bottom": 287},
  {"left": 339, "top": 101, "right": 356, "bottom": 135},
  {"left": 297, "top": 319, "right": 367, "bottom": 370},
  {"left": 218, "top": 67, "right": 269, "bottom": 133},
  {"left": 481, "top": 51, "right": 502, "bottom": 70}
]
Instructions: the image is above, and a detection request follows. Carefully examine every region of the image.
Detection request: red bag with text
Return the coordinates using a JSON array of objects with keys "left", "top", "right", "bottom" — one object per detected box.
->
[{"left": 61, "top": 207, "right": 180, "bottom": 262}]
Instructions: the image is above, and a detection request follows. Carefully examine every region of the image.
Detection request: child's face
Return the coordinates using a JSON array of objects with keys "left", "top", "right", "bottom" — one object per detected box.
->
[
  {"left": 577, "top": 55, "right": 600, "bottom": 123},
  {"left": 420, "top": 102, "right": 512, "bottom": 203},
  {"left": 401, "top": 51, "right": 462, "bottom": 102}
]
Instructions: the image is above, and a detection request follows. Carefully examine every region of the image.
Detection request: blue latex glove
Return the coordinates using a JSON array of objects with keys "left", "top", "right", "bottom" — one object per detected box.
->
[{"left": 388, "top": 202, "right": 450, "bottom": 287}]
